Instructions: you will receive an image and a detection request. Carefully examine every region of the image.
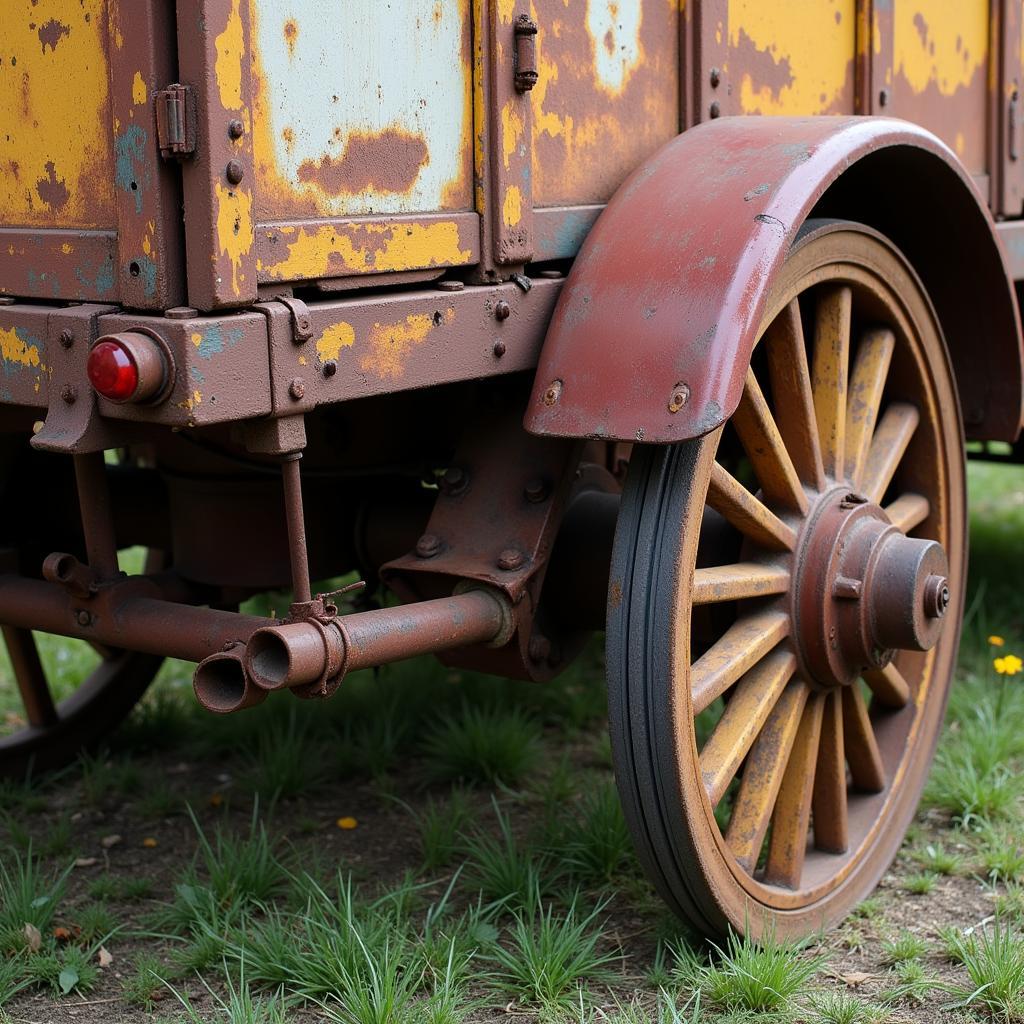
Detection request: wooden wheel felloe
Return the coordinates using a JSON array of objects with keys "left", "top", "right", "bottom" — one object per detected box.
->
[{"left": 607, "top": 221, "right": 966, "bottom": 939}]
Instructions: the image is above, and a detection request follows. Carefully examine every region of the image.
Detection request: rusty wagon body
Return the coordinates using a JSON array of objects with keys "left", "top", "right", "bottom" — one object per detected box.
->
[{"left": 2, "top": 0, "right": 1024, "bottom": 939}]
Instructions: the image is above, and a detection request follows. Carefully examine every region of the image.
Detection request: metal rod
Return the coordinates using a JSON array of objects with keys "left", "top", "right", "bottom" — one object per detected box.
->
[
  {"left": 72, "top": 452, "right": 120, "bottom": 579},
  {"left": 280, "top": 454, "right": 312, "bottom": 604}
]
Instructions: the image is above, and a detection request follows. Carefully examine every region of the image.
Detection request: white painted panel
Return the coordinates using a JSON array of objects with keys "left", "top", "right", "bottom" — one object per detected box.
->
[{"left": 252, "top": 0, "right": 470, "bottom": 217}]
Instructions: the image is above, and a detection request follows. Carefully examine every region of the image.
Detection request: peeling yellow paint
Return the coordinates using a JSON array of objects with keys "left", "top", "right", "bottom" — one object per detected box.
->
[
  {"left": 0, "top": 0, "right": 115, "bottom": 228},
  {"left": 501, "top": 101, "right": 524, "bottom": 170},
  {"left": 728, "top": 0, "right": 855, "bottom": 115},
  {"left": 497, "top": 0, "right": 517, "bottom": 25},
  {"left": 503, "top": 185, "right": 523, "bottom": 228},
  {"left": 894, "top": 2, "right": 987, "bottom": 96},
  {"left": 362, "top": 309, "right": 454, "bottom": 379},
  {"left": 61, "top": 243, "right": 73, "bottom": 255},
  {"left": 215, "top": 0, "right": 246, "bottom": 112},
  {"left": 315, "top": 321, "right": 356, "bottom": 363},
  {"left": 132, "top": 71, "right": 148, "bottom": 106},
  {"left": 214, "top": 181, "right": 255, "bottom": 297},
  {"left": 259, "top": 221, "right": 472, "bottom": 281},
  {"left": 190, "top": 332, "right": 203, "bottom": 349},
  {"left": 0, "top": 326, "right": 41, "bottom": 368}
]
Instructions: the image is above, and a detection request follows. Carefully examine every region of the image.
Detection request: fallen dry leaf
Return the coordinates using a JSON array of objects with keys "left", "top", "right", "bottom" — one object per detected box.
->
[
  {"left": 142, "top": 836, "right": 158, "bottom": 848},
  {"left": 840, "top": 971, "right": 872, "bottom": 987},
  {"left": 23, "top": 923, "right": 41, "bottom": 952},
  {"left": 74, "top": 857, "right": 98, "bottom": 868},
  {"left": 53, "top": 926, "right": 72, "bottom": 942},
  {"left": 98, "top": 946, "right": 113, "bottom": 968},
  {"left": 100, "top": 834, "right": 122, "bottom": 849}
]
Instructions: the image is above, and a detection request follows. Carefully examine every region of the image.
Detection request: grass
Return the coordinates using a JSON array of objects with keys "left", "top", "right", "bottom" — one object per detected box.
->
[{"left": 0, "top": 456, "right": 1023, "bottom": 1020}]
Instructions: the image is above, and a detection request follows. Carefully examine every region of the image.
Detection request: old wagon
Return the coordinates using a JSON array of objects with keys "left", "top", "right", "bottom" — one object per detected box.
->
[{"left": 2, "top": 0, "right": 1023, "bottom": 940}]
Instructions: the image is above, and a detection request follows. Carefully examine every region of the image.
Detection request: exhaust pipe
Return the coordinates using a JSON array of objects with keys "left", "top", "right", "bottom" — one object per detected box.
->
[
  {"left": 245, "top": 588, "right": 513, "bottom": 693},
  {"left": 193, "top": 646, "right": 268, "bottom": 714}
]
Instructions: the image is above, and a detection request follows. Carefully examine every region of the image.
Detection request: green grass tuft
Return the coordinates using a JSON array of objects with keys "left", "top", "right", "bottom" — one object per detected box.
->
[{"left": 947, "top": 919, "right": 1024, "bottom": 1021}]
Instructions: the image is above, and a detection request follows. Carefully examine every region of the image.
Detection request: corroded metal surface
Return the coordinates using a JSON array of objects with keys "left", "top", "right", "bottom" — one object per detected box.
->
[{"left": 526, "top": 116, "right": 1023, "bottom": 444}]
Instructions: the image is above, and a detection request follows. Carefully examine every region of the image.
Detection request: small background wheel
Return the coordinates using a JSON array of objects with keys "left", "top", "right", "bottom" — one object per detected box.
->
[
  {"left": 0, "top": 447, "right": 163, "bottom": 778},
  {"left": 607, "top": 220, "right": 966, "bottom": 939}
]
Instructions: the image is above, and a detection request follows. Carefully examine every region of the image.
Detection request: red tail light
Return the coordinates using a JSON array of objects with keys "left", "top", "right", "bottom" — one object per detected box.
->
[{"left": 87, "top": 332, "right": 169, "bottom": 404}]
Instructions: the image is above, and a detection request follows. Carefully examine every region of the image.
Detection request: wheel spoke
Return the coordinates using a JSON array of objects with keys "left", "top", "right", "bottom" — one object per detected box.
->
[
  {"left": 726, "top": 679, "right": 810, "bottom": 871},
  {"left": 765, "top": 299, "right": 826, "bottom": 490},
  {"left": 885, "top": 492, "right": 930, "bottom": 533},
  {"left": 845, "top": 328, "right": 895, "bottom": 488},
  {"left": 764, "top": 692, "right": 826, "bottom": 888},
  {"left": 691, "top": 610, "right": 791, "bottom": 715},
  {"left": 860, "top": 402, "right": 920, "bottom": 503},
  {"left": 2, "top": 626, "right": 58, "bottom": 729},
  {"left": 707, "top": 463, "right": 797, "bottom": 552},
  {"left": 732, "top": 368, "right": 809, "bottom": 514},
  {"left": 699, "top": 650, "right": 796, "bottom": 806},
  {"left": 842, "top": 686, "right": 886, "bottom": 792},
  {"left": 692, "top": 563, "right": 790, "bottom": 605},
  {"left": 811, "top": 285, "right": 852, "bottom": 481},
  {"left": 864, "top": 662, "right": 911, "bottom": 709},
  {"left": 812, "top": 691, "right": 849, "bottom": 853}
]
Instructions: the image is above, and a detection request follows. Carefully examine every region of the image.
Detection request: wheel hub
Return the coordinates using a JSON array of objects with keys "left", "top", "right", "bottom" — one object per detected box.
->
[{"left": 793, "top": 487, "right": 949, "bottom": 689}]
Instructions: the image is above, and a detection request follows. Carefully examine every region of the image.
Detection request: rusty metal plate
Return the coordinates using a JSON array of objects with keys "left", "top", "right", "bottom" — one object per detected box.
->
[
  {"left": 0, "top": 306, "right": 50, "bottom": 409},
  {"left": 530, "top": 0, "right": 679, "bottom": 207},
  {"left": 889, "top": 1, "right": 990, "bottom": 175}
]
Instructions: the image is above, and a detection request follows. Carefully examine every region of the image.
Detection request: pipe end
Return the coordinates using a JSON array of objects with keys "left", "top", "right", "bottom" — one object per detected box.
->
[{"left": 193, "top": 651, "right": 266, "bottom": 714}]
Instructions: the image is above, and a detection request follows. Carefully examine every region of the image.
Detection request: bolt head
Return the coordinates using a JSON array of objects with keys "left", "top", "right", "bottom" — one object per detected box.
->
[
  {"left": 164, "top": 306, "right": 199, "bottom": 320},
  {"left": 228, "top": 119, "right": 245, "bottom": 139},
  {"left": 524, "top": 478, "right": 548, "bottom": 503},
  {"left": 923, "top": 574, "right": 950, "bottom": 618},
  {"left": 496, "top": 548, "right": 525, "bottom": 571},
  {"left": 75, "top": 609, "right": 92, "bottom": 627},
  {"left": 494, "top": 300, "right": 511, "bottom": 321},
  {"left": 322, "top": 359, "right": 338, "bottom": 378},
  {"left": 288, "top": 377, "right": 306, "bottom": 401},
  {"left": 437, "top": 279, "right": 464, "bottom": 292},
  {"left": 709, "top": 100, "right": 721, "bottom": 118},
  {"left": 492, "top": 340, "right": 506, "bottom": 358},
  {"left": 60, "top": 384, "right": 77, "bottom": 405},
  {"left": 59, "top": 329, "right": 74, "bottom": 349},
  {"left": 226, "top": 159, "right": 244, "bottom": 185},
  {"left": 668, "top": 382, "right": 690, "bottom": 413},
  {"left": 709, "top": 67, "right": 721, "bottom": 87},
  {"left": 415, "top": 533, "right": 442, "bottom": 558}
]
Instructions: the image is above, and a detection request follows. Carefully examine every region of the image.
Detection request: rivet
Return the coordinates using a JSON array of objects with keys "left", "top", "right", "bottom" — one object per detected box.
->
[
  {"left": 75, "top": 609, "right": 92, "bottom": 627},
  {"left": 228, "top": 119, "right": 245, "bottom": 140},
  {"left": 668, "top": 382, "right": 690, "bottom": 413},
  {"left": 524, "top": 478, "right": 548, "bottom": 503},
  {"left": 492, "top": 340, "right": 506, "bottom": 358},
  {"left": 710, "top": 67, "right": 721, "bottom": 88},
  {"left": 226, "top": 160, "right": 244, "bottom": 184},
  {"left": 415, "top": 533, "right": 442, "bottom": 558},
  {"left": 878, "top": 87, "right": 890, "bottom": 108},
  {"left": 59, "top": 329, "right": 74, "bottom": 349},
  {"left": 709, "top": 101, "right": 721, "bottom": 118},
  {"left": 494, "top": 300, "right": 511, "bottom": 321},
  {"left": 164, "top": 306, "right": 199, "bottom": 320},
  {"left": 60, "top": 384, "right": 77, "bottom": 405},
  {"left": 437, "top": 279, "right": 464, "bottom": 292},
  {"left": 543, "top": 379, "right": 563, "bottom": 406},
  {"left": 288, "top": 377, "right": 305, "bottom": 401},
  {"left": 322, "top": 359, "right": 338, "bottom": 378},
  {"left": 497, "top": 548, "right": 525, "bottom": 571},
  {"left": 440, "top": 466, "right": 468, "bottom": 496}
]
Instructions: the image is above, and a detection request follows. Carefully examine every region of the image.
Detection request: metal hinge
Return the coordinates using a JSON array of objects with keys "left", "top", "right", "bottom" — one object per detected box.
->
[
  {"left": 155, "top": 84, "right": 196, "bottom": 159},
  {"left": 513, "top": 15, "right": 538, "bottom": 92}
]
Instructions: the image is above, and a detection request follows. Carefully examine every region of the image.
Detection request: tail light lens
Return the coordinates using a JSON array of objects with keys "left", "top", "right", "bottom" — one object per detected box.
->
[{"left": 87, "top": 332, "right": 169, "bottom": 404}]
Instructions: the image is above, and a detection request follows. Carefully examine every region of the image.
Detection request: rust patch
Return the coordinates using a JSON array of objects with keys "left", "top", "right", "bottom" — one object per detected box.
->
[
  {"left": 297, "top": 129, "right": 430, "bottom": 197},
  {"left": 283, "top": 18, "right": 298, "bottom": 57},
  {"left": 35, "top": 160, "right": 69, "bottom": 211},
  {"left": 38, "top": 19, "right": 70, "bottom": 53},
  {"left": 730, "top": 27, "right": 796, "bottom": 103}
]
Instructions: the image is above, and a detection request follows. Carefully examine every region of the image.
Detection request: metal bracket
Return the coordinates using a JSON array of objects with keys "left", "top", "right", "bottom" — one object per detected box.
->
[
  {"left": 277, "top": 296, "right": 313, "bottom": 343},
  {"left": 155, "top": 84, "right": 197, "bottom": 159}
]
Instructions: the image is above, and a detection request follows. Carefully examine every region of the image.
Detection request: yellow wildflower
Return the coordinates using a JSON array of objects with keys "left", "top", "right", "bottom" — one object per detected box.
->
[
  {"left": 336, "top": 816, "right": 358, "bottom": 830},
  {"left": 142, "top": 837, "right": 158, "bottom": 848},
  {"left": 989, "top": 635, "right": 1006, "bottom": 647},
  {"left": 993, "top": 655, "right": 1023, "bottom": 675}
]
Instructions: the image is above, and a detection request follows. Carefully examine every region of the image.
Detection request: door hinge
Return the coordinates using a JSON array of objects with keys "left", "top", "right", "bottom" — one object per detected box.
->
[
  {"left": 155, "top": 84, "right": 197, "bottom": 159},
  {"left": 513, "top": 15, "right": 538, "bottom": 92}
]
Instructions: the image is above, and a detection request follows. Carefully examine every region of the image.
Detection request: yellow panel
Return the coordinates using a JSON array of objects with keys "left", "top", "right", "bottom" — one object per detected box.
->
[
  {"left": 727, "top": 0, "right": 857, "bottom": 115},
  {"left": 0, "top": 0, "right": 114, "bottom": 229},
  {"left": 530, "top": 0, "right": 679, "bottom": 207},
  {"left": 892, "top": 1, "right": 989, "bottom": 172}
]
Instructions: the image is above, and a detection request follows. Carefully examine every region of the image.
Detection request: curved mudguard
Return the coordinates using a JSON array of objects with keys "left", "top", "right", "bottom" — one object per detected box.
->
[{"left": 525, "top": 116, "right": 1024, "bottom": 444}]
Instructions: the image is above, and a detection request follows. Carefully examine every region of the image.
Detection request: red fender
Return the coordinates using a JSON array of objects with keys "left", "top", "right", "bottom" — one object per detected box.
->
[{"left": 525, "top": 116, "right": 1024, "bottom": 444}]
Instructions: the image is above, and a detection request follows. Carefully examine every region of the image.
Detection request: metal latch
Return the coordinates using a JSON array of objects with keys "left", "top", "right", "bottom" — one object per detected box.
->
[
  {"left": 155, "top": 84, "right": 197, "bottom": 159},
  {"left": 513, "top": 15, "right": 538, "bottom": 92}
]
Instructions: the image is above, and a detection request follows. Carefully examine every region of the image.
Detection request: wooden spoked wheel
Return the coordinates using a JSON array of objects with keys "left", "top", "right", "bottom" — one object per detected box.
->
[{"left": 607, "top": 221, "right": 965, "bottom": 939}]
